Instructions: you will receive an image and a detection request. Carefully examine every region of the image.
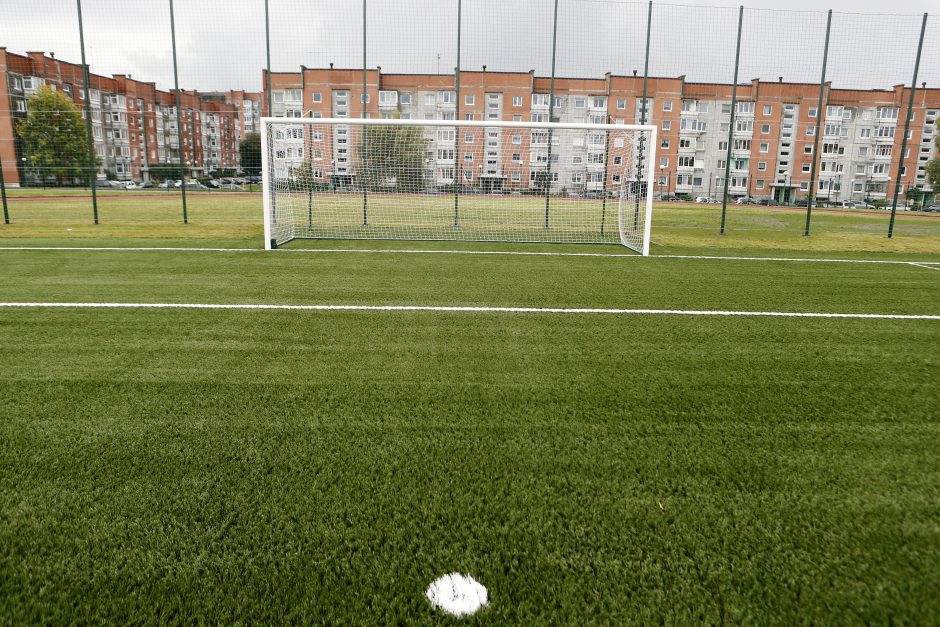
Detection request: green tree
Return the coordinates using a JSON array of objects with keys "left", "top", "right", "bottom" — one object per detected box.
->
[
  {"left": 148, "top": 163, "right": 188, "bottom": 182},
  {"left": 289, "top": 161, "right": 328, "bottom": 191},
  {"left": 357, "top": 125, "right": 427, "bottom": 192},
  {"left": 16, "top": 86, "right": 90, "bottom": 185},
  {"left": 239, "top": 132, "right": 262, "bottom": 177}
]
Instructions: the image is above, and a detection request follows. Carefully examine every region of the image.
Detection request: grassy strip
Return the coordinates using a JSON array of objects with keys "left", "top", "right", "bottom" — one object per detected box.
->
[
  {"left": 1, "top": 194, "right": 938, "bottom": 254},
  {"left": 0, "top": 249, "right": 937, "bottom": 315}
]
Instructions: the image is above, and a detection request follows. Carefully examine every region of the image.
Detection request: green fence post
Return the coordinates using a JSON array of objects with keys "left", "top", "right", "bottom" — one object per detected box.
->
[
  {"left": 76, "top": 0, "right": 99, "bottom": 224},
  {"left": 361, "top": 0, "right": 369, "bottom": 226},
  {"left": 453, "top": 0, "right": 462, "bottom": 228},
  {"left": 0, "top": 148, "right": 8, "bottom": 224},
  {"left": 169, "top": 0, "right": 188, "bottom": 223},
  {"left": 804, "top": 10, "right": 832, "bottom": 237},
  {"left": 636, "top": 0, "right": 652, "bottom": 230},
  {"left": 719, "top": 5, "right": 743, "bottom": 235},
  {"left": 543, "top": 0, "right": 560, "bottom": 229},
  {"left": 888, "top": 13, "right": 928, "bottom": 238}
]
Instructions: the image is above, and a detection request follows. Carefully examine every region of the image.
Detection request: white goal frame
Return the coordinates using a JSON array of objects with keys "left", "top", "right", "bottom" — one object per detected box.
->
[{"left": 262, "top": 117, "right": 656, "bottom": 254}]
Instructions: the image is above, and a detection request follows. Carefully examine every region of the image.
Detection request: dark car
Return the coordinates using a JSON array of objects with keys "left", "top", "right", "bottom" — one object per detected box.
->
[{"left": 922, "top": 205, "right": 940, "bottom": 213}]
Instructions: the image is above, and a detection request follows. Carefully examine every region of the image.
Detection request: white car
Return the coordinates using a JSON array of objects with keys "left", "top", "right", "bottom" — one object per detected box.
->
[{"left": 694, "top": 196, "right": 713, "bottom": 203}]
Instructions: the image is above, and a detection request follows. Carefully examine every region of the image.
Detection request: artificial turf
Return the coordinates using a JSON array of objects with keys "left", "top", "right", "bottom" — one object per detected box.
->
[
  {"left": 0, "top": 248, "right": 938, "bottom": 623},
  {"left": 3, "top": 190, "right": 940, "bottom": 255}
]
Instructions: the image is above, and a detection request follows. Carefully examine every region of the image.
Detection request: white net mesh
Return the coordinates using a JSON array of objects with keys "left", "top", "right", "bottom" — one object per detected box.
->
[{"left": 262, "top": 118, "right": 654, "bottom": 253}]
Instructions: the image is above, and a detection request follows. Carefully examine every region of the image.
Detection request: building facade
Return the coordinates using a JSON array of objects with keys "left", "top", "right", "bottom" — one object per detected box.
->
[
  {"left": 262, "top": 67, "right": 939, "bottom": 204},
  {"left": 0, "top": 48, "right": 262, "bottom": 186}
]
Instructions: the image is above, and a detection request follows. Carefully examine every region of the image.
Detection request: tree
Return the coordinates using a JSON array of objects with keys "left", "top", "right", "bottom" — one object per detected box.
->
[
  {"left": 239, "top": 132, "right": 261, "bottom": 177},
  {"left": 357, "top": 125, "right": 427, "bottom": 192},
  {"left": 289, "top": 161, "right": 329, "bottom": 191},
  {"left": 927, "top": 119, "right": 940, "bottom": 204},
  {"left": 16, "top": 86, "right": 90, "bottom": 185},
  {"left": 148, "top": 163, "right": 188, "bottom": 182}
]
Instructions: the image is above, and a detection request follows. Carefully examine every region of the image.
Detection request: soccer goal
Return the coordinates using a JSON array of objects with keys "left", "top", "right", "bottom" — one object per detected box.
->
[{"left": 261, "top": 117, "right": 656, "bottom": 254}]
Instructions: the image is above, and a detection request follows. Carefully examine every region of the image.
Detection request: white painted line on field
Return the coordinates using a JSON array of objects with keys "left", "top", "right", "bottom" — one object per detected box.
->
[
  {"left": 1, "top": 302, "right": 937, "bottom": 320},
  {"left": 1, "top": 245, "right": 938, "bottom": 266},
  {"left": 908, "top": 262, "right": 940, "bottom": 271},
  {"left": 0, "top": 246, "right": 250, "bottom": 252}
]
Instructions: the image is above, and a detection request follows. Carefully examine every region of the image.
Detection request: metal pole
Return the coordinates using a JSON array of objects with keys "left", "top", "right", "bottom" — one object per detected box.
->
[
  {"left": 636, "top": 0, "right": 652, "bottom": 228},
  {"left": 264, "top": 0, "right": 275, "bottom": 225},
  {"left": 544, "top": 0, "right": 559, "bottom": 228},
  {"left": 804, "top": 9, "right": 832, "bottom": 237},
  {"left": 719, "top": 5, "right": 743, "bottom": 235},
  {"left": 362, "top": 0, "right": 368, "bottom": 226},
  {"left": 76, "top": 0, "right": 98, "bottom": 224},
  {"left": 888, "top": 13, "right": 928, "bottom": 239},
  {"left": 169, "top": 0, "right": 188, "bottom": 223},
  {"left": 600, "top": 118, "right": 611, "bottom": 235},
  {"left": 453, "top": 0, "right": 462, "bottom": 228},
  {"left": 265, "top": 0, "right": 272, "bottom": 117},
  {"left": 0, "top": 146, "right": 8, "bottom": 223}
]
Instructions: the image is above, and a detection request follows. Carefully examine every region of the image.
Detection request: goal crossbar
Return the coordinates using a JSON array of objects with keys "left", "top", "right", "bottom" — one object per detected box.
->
[{"left": 262, "top": 117, "right": 656, "bottom": 254}]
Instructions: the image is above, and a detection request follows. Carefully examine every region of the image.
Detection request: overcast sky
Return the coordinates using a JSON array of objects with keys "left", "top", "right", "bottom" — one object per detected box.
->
[{"left": 1, "top": 0, "right": 937, "bottom": 93}]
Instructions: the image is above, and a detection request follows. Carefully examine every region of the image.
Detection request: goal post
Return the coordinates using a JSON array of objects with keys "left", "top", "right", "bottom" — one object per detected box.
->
[{"left": 261, "top": 117, "right": 656, "bottom": 254}]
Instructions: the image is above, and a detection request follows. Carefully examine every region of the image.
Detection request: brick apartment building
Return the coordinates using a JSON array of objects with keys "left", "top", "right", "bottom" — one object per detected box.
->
[
  {"left": 0, "top": 48, "right": 262, "bottom": 187},
  {"left": 263, "top": 67, "right": 939, "bottom": 204}
]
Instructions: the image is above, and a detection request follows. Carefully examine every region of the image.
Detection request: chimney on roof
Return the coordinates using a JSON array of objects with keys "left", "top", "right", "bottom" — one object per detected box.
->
[
  {"left": 329, "top": 62, "right": 334, "bottom": 69},
  {"left": 482, "top": 65, "right": 487, "bottom": 72},
  {"left": 923, "top": 82, "right": 927, "bottom": 89},
  {"left": 50, "top": 52, "right": 55, "bottom": 59},
  {"left": 779, "top": 76, "right": 783, "bottom": 83},
  {"left": 633, "top": 70, "right": 637, "bottom": 77}
]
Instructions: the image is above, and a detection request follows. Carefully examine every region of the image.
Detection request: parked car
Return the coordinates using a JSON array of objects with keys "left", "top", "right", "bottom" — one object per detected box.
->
[{"left": 921, "top": 205, "right": 940, "bottom": 213}]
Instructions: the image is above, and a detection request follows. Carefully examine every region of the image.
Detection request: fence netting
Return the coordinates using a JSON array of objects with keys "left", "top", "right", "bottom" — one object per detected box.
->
[{"left": 0, "top": 0, "right": 937, "bottom": 248}]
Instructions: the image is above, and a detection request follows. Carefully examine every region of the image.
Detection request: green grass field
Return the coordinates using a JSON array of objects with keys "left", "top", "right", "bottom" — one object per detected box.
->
[
  {"left": 0, "top": 191, "right": 939, "bottom": 622},
  {"left": 2, "top": 189, "right": 940, "bottom": 255}
]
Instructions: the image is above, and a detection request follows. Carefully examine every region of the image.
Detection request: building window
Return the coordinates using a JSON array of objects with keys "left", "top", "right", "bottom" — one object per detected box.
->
[
  {"left": 400, "top": 93, "right": 412, "bottom": 105},
  {"left": 532, "top": 94, "right": 549, "bottom": 107},
  {"left": 574, "top": 97, "right": 586, "bottom": 109},
  {"left": 662, "top": 120, "right": 671, "bottom": 131},
  {"left": 512, "top": 96, "right": 522, "bottom": 107},
  {"left": 465, "top": 94, "right": 475, "bottom": 106},
  {"left": 379, "top": 91, "right": 398, "bottom": 106},
  {"left": 660, "top": 157, "right": 669, "bottom": 168}
]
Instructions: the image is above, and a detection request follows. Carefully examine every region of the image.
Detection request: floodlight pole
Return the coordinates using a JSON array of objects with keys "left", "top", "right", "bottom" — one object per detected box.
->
[
  {"left": 888, "top": 12, "right": 928, "bottom": 239},
  {"left": 719, "top": 5, "right": 743, "bottom": 235},
  {"left": 544, "top": 0, "right": 559, "bottom": 228},
  {"left": 76, "top": 0, "right": 98, "bottom": 224},
  {"left": 804, "top": 9, "right": 832, "bottom": 237},
  {"left": 169, "top": 0, "right": 188, "bottom": 224}
]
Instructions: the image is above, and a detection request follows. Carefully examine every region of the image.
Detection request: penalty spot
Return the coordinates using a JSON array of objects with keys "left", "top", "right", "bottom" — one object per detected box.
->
[{"left": 426, "top": 573, "right": 489, "bottom": 617}]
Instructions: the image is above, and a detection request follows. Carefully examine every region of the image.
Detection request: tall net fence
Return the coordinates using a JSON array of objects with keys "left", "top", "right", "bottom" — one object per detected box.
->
[
  {"left": 263, "top": 119, "right": 654, "bottom": 251},
  {"left": 0, "top": 0, "right": 938, "bottom": 249}
]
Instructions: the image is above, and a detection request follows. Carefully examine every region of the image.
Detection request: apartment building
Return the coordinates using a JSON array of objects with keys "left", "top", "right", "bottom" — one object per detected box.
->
[
  {"left": 263, "top": 66, "right": 939, "bottom": 203},
  {"left": 0, "top": 48, "right": 262, "bottom": 186}
]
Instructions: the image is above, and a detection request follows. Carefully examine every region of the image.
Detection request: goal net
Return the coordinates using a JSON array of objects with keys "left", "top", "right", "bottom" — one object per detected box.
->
[{"left": 262, "top": 118, "right": 655, "bottom": 254}]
